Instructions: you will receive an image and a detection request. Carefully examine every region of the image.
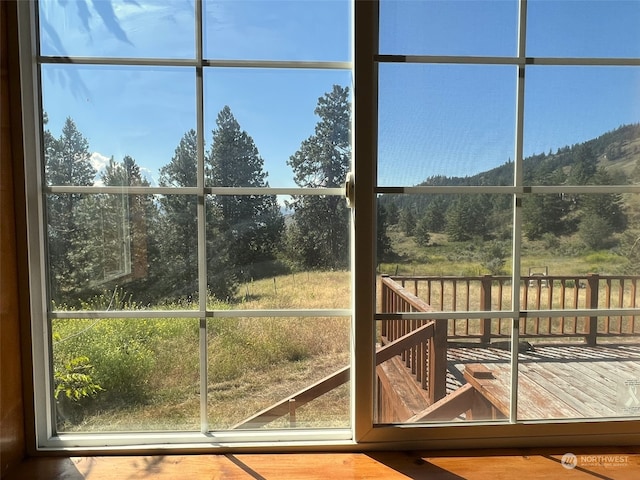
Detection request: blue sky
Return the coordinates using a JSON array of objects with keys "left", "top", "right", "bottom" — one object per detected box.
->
[{"left": 40, "top": 0, "right": 640, "bottom": 188}]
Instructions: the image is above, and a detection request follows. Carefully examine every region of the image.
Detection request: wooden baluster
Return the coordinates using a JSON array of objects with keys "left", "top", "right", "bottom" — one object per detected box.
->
[
  {"left": 547, "top": 277, "right": 553, "bottom": 334},
  {"left": 560, "top": 279, "right": 566, "bottom": 335},
  {"left": 632, "top": 279, "right": 637, "bottom": 335},
  {"left": 465, "top": 280, "right": 470, "bottom": 336},
  {"left": 573, "top": 278, "right": 580, "bottom": 333},
  {"left": 618, "top": 278, "right": 624, "bottom": 334},
  {"left": 605, "top": 278, "right": 611, "bottom": 334}
]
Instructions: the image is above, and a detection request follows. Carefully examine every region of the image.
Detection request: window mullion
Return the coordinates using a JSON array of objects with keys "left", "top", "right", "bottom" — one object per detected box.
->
[
  {"left": 353, "top": 0, "right": 379, "bottom": 442},
  {"left": 510, "top": 0, "right": 529, "bottom": 425},
  {"left": 195, "top": 0, "right": 209, "bottom": 434}
]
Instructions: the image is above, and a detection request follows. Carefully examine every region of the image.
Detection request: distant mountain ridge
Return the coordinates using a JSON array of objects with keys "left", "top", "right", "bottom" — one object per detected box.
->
[{"left": 415, "top": 122, "right": 640, "bottom": 187}]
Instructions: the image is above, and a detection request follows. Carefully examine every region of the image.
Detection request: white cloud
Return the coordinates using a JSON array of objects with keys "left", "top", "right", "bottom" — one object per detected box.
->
[
  {"left": 91, "top": 151, "right": 110, "bottom": 186},
  {"left": 90, "top": 151, "right": 111, "bottom": 171},
  {"left": 140, "top": 167, "right": 157, "bottom": 187}
]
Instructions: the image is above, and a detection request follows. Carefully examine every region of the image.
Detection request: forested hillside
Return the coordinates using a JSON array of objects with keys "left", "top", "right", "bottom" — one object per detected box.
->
[{"left": 377, "top": 123, "right": 640, "bottom": 276}]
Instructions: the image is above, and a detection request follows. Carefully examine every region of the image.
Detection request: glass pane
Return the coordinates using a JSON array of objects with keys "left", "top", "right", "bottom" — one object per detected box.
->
[
  {"left": 524, "top": 66, "right": 640, "bottom": 185},
  {"left": 374, "top": 317, "right": 512, "bottom": 424},
  {"left": 53, "top": 317, "right": 199, "bottom": 432},
  {"left": 207, "top": 194, "right": 351, "bottom": 307},
  {"left": 378, "top": 64, "right": 516, "bottom": 186},
  {"left": 204, "top": 0, "right": 352, "bottom": 62},
  {"left": 380, "top": 0, "right": 518, "bottom": 57},
  {"left": 517, "top": 316, "right": 640, "bottom": 420},
  {"left": 519, "top": 191, "right": 640, "bottom": 418},
  {"left": 47, "top": 193, "right": 199, "bottom": 310},
  {"left": 39, "top": 0, "right": 195, "bottom": 58},
  {"left": 207, "top": 317, "right": 350, "bottom": 430},
  {"left": 42, "top": 65, "right": 197, "bottom": 187},
  {"left": 527, "top": 0, "right": 640, "bottom": 58},
  {"left": 204, "top": 69, "right": 352, "bottom": 188},
  {"left": 376, "top": 193, "right": 513, "bottom": 304}
]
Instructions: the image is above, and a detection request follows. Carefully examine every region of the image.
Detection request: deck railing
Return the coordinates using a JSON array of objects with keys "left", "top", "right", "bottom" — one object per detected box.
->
[
  {"left": 378, "top": 279, "right": 448, "bottom": 405},
  {"left": 236, "top": 273, "right": 640, "bottom": 428},
  {"left": 382, "top": 274, "right": 640, "bottom": 345}
]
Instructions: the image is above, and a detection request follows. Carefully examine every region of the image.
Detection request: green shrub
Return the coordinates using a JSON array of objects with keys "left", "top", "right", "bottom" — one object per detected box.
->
[
  {"left": 52, "top": 317, "right": 197, "bottom": 417},
  {"left": 54, "top": 356, "right": 103, "bottom": 402}
]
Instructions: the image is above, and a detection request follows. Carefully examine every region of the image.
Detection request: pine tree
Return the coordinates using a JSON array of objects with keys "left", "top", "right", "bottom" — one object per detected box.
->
[
  {"left": 45, "top": 117, "right": 97, "bottom": 305},
  {"left": 522, "top": 168, "right": 569, "bottom": 240},
  {"left": 578, "top": 168, "right": 627, "bottom": 249},
  {"left": 424, "top": 199, "right": 446, "bottom": 233},
  {"left": 207, "top": 106, "right": 283, "bottom": 281},
  {"left": 399, "top": 208, "right": 416, "bottom": 236},
  {"left": 385, "top": 201, "right": 399, "bottom": 226},
  {"left": 377, "top": 202, "right": 392, "bottom": 261},
  {"left": 157, "top": 130, "right": 199, "bottom": 301},
  {"left": 567, "top": 144, "right": 598, "bottom": 186},
  {"left": 445, "top": 195, "right": 490, "bottom": 242},
  {"left": 287, "top": 85, "right": 351, "bottom": 270},
  {"left": 414, "top": 215, "right": 431, "bottom": 247}
]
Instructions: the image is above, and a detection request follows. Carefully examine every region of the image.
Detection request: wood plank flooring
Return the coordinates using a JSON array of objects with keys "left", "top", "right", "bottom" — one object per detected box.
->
[{"left": 5, "top": 449, "right": 640, "bottom": 479}]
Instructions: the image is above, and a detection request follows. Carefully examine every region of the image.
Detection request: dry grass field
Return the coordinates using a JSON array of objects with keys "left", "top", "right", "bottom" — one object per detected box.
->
[{"left": 53, "top": 271, "right": 352, "bottom": 433}]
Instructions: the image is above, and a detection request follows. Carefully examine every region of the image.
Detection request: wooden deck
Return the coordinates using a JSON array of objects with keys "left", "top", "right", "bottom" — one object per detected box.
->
[{"left": 447, "top": 342, "right": 640, "bottom": 420}]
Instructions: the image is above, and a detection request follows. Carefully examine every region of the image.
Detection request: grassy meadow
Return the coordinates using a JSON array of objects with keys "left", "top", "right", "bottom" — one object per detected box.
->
[{"left": 52, "top": 271, "right": 352, "bottom": 432}]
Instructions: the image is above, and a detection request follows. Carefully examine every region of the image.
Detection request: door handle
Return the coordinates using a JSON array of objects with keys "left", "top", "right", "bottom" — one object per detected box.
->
[{"left": 344, "top": 172, "right": 355, "bottom": 208}]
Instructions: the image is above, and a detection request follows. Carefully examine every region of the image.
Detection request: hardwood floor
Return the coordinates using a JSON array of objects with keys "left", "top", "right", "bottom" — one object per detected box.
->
[{"left": 5, "top": 448, "right": 640, "bottom": 479}]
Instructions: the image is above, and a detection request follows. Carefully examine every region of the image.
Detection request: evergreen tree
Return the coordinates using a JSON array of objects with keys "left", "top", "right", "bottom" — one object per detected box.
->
[
  {"left": 445, "top": 195, "right": 490, "bottom": 242},
  {"left": 377, "top": 202, "right": 392, "bottom": 261},
  {"left": 578, "top": 168, "right": 627, "bottom": 249},
  {"left": 522, "top": 193, "right": 569, "bottom": 240},
  {"left": 385, "top": 201, "right": 399, "bottom": 226},
  {"left": 45, "top": 117, "right": 97, "bottom": 305},
  {"left": 287, "top": 85, "right": 351, "bottom": 270},
  {"left": 522, "top": 168, "right": 569, "bottom": 240},
  {"left": 207, "top": 106, "right": 284, "bottom": 280},
  {"left": 567, "top": 144, "right": 598, "bottom": 185},
  {"left": 157, "top": 130, "right": 200, "bottom": 301},
  {"left": 423, "top": 199, "right": 446, "bottom": 233},
  {"left": 414, "top": 215, "right": 431, "bottom": 247},
  {"left": 399, "top": 208, "right": 416, "bottom": 236}
]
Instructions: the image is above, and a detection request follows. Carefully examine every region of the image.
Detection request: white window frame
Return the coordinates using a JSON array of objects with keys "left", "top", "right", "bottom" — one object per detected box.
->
[{"left": 18, "top": 0, "right": 640, "bottom": 452}]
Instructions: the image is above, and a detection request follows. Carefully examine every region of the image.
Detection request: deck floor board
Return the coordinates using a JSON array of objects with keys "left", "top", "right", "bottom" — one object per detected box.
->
[{"left": 447, "top": 343, "right": 640, "bottom": 420}]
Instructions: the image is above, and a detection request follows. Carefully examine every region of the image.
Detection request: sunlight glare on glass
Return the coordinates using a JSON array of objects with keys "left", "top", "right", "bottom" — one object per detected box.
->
[{"left": 39, "top": 0, "right": 195, "bottom": 58}]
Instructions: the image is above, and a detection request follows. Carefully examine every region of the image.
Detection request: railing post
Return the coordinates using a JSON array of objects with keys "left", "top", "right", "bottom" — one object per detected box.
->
[
  {"left": 480, "top": 275, "right": 492, "bottom": 344},
  {"left": 428, "top": 319, "right": 447, "bottom": 404},
  {"left": 381, "top": 275, "right": 389, "bottom": 338},
  {"left": 586, "top": 273, "right": 599, "bottom": 346}
]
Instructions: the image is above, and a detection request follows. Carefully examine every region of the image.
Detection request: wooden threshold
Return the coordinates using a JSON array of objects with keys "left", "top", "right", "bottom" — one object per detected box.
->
[{"left": 5, "top": 448, "right": 640, "bottom": 479}]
